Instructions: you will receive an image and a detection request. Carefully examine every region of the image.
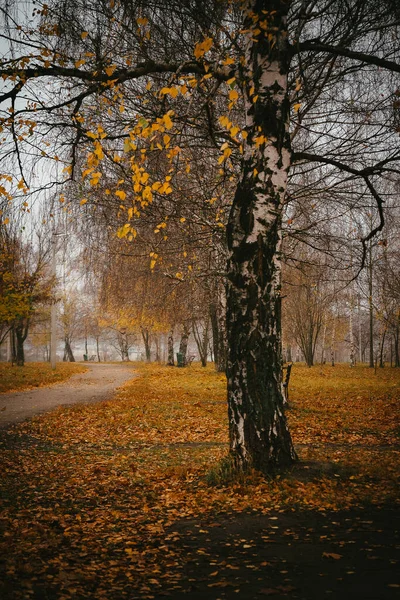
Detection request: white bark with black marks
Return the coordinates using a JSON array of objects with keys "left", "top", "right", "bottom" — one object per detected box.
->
[{"left": 226, "top": 0, "right": 296, "bottom": 473}]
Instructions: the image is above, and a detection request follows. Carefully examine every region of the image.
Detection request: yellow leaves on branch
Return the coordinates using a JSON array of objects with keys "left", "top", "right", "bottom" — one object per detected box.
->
[
  {"left": 115, "top": 190, "right": 126, "bottom": 201},
  {"left": 160, "top": 86, "right": 179, "bottom": 99},
  {"left": 218, "top": 142, "right": 232, "bottom": 164},
  {"left": 149, "top": 251, "right": 158, "bottom": 270},
  {"left": 229, "top": 90, "right": 238, "bottom": 102},
  {"left": 105, "top": 64, "right": 117, "bottom": 77},
  {"left": 117, "top": 223, "right": 136, "bottom": 240},
  {"left": 193, "top": 37, "right": 213, "bottom": 59},
  {"left": 163, "top": 111, "right": 174, "bottom": 130}
]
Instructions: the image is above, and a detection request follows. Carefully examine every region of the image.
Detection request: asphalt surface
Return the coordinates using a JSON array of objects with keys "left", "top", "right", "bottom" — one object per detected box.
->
[{"left": 0, "top": 363, "right": 135, "bottom": 428}]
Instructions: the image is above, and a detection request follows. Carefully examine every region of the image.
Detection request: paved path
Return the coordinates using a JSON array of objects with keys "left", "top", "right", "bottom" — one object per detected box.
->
[{"left": 0, "top": 363, "right": 135, "bottom": 428}]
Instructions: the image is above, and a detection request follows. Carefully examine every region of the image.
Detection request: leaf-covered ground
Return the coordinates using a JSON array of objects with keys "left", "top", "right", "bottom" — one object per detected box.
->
[
  {"left": 0, "top": 362, "right": 87, "bottom": 394},
  {"left": 0, "top": 363, "right": 399, "bottom": 599}
]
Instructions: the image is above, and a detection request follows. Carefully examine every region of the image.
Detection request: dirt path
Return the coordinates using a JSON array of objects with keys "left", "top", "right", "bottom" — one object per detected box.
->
[{"left": 0, "top": 363, "right": 135, "bottom": 428}]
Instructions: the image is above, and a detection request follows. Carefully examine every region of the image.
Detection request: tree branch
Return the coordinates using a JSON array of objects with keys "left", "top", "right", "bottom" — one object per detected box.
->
[{"left": 296, "top": 41, "right": 400, "bottom": 74}]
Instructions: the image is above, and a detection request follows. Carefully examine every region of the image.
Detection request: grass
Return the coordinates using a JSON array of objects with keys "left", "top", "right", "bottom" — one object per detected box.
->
[{"left": 0, "top": 361, "right": 88, "bottom": 394}]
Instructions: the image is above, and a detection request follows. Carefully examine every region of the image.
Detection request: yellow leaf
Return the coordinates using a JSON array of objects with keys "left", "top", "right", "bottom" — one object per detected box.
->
[
  {"left": 219, "top": 115, "right": 231, "bottom": 129},
  {"left": 229, "top": 89, "right": 239, "bottom": 102},
  {"left": 293, "top": 102, "right": 301, "bottom": 112},
  {"left": 115, "top": 190, "right": 127, "bottom": 200},
  {"left": 75, "top": 59, "right": 85, "bottom": 68},
  {"left": 82, "top": 168, "right": 93, "bottom": 178},
  {"left": 81, "top": 32, "right": 88, "bottom": 39},
  {"left": 255, "top": 135, "right": 266, "bottom": 147},
  {"left": 142, "top": 186, "right": 153, "bottom": 202},
  {"left": 105, "top": 64, "right": 116, "bottom": 76},
  {"left": 161, "top": 86, "right": 178, "bottom": 98},
  {"left": 163, "top": 113, "right": 173, "bottom": 129},
  {"left": 94, "top": 141, "right": 104, "bottom": 160},
  {"left": 117, "top": 223, "right": 131, "bottom": 238},
  {"left": 194, "top": 37, "right": 213, "bottom": 59},
  {"left": 137, "top": 17, "right": 148, "bottom": 26},
  {"left": 80, "top": 198, "right": 88, "bottom": 205}
]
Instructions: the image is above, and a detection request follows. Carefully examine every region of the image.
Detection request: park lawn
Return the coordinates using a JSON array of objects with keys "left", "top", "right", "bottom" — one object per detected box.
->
[
  {"left": 0, "top": 362, "right": 399, "bottom": 599},
  {"left": 0, "top": 361, "right": 88, "bottom": 394}
]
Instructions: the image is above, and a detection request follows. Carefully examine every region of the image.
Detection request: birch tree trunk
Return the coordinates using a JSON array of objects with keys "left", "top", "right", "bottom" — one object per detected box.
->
[
  {"left": 96, "top": 336, "right": 101, "bottom": 362},
  {"left": 349, "top": 292, "right": 355, "bottom": 367},
  {"left": 369, "top": 240, "right": 374, "bottom": 368},
  {"left": 320, "top": 315, "right": 327, "bottom": 364},
  {"left": 331, "top": 310, "right": 336, "bottom": 367},
  {"left": 179, "top": 323, "right": 190, "bottom": 366},
  {"left": 216, "top": 290, "right": 227, "bottom": 373},
  {"left": 226, "top": 0, "right": 296, "bottom": 474},
  {"left": 209, "top": 302, "right": 219, "bottom": 367},
  {"left": 395, "top": 314, "right": 400, "bottom": 368},
  {"left": 167, "top": 329, "right": 174, "bottom": 366}
]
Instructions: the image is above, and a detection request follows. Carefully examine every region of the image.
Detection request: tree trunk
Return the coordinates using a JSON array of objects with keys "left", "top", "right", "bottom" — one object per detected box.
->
[
  {"left": 192, "top": 317, "right": 210, "bottom": 367},
  {"left": 119, "top": 330, "right": 129, "bottom": 361},
  {"left": 216, "top": 291, "right": 227, "bottom": 373},
  {"left": 179, "top": 324, "right": 190, "bottom": 366},
  {"left": 349, "top": 293, "right": 355, "bottom": 367},
  {"left": 167, "top": 329, "right": 174, "bottom": 366},
  {"left": 96, "top": 336, "right": 101, "bottom": 362},
  {"left": 141, "top": 327, "right": 151, "bottom": 362},
  {"left": 379, "top": 327, "right": 387, "bottom": 368},
  {"left": 394, "top": 317, "right": 400, "bottom": 367},
  {"left": 226, "top": 1, "right": 296, "bottom": 474},
  {"left": 209, "top": 302, "right": 219, "bottom": 367},
  {"left": 63, "top": 338, "right": 75, "bottom": 362},
  {"left": 331, "top": 310, "right": 336, "bottom": 367},
  {"left": 369, "top": 241, "right": 374, "bottom": 367},
  {"left": 10, "top": 326, "right": 16, "bottom": 364},
  {"left": 286, "top": 346, "right": 292, "bottom": 363},
  {"left": 14, "top": 319, "right": 29, "bottom": 367},
  {"left": 154, "top": 335, "right": 160, "bottom": 362},
  {"left": 320, "top": 316, "right": 327, "bottom": 364},
  {"left": 358, "top": 294, "right": 362, "bottom": 364}
]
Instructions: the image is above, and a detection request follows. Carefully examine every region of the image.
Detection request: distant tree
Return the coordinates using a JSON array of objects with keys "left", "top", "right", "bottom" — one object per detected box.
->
[{"left": 0, "top": 227, "right": 51, "bottom": 365}]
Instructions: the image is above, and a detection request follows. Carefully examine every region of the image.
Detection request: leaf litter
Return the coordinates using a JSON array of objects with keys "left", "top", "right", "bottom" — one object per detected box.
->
[{"left": 0, "top": 363, "right": 399, "bottom": 598}]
